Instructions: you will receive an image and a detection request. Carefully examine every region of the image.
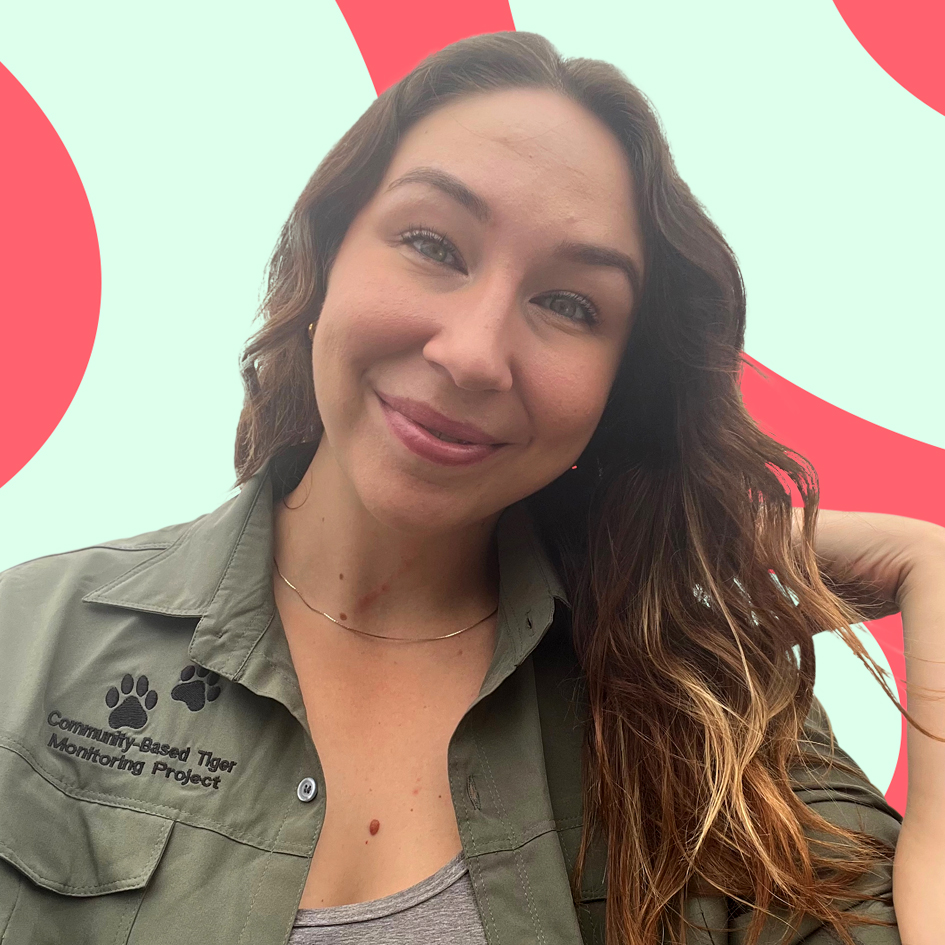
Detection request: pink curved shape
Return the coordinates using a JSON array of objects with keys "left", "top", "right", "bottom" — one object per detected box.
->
[
  {"left": 334, "top": 0, "right": 515, "bottom": 95},
  {"left": 0, "top": 62, "right": 101, "bottom": 488},
  {"left": 833, "top": 0, "right": 945, "bottom": 117}
]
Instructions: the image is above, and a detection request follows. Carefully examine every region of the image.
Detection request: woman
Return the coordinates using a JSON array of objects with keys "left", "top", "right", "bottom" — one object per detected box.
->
[{"left": 0, "top": 30, "right": 941, "bottom": 945}]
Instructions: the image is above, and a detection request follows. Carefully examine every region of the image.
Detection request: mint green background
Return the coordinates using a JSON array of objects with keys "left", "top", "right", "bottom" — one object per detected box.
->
[
  {"left": 0, "top": 2, "right": 375, "bottom": 556},
  {"left": 2, "top": 0, "right": 923, "bottom": 788}
]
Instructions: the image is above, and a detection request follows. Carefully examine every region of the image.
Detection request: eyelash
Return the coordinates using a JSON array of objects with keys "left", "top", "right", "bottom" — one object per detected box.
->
[{"left": 398, "top": 226, "right": 600, "bottom": 327}]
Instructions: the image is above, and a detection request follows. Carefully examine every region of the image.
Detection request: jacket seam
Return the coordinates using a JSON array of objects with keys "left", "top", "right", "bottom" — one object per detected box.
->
[
  {"left": 1, "top": 542, "right": 175, "bottom": 579},
  {"left": 448, "top": 752, "right": 501, "bottom": 944},
  {"left": 85, "top": 600, "right": 205, "bottom": 617},
  {"left": 115, "top": 888, "right": 146, "bottom": 945},
  {"left": 461, "top": 820, "right": 561, "bottom": 858},
  {"left": 241, "top": 651, "right": 297, "bottom": 690},
  {"left": 81, "top": 536, "right": 192, "bottom": 601},
  {"left": 475, "top": 726, "right": 548, "bottom": 945},
  {"left": 449, "top": 746, "right": 505, "bottom": 944},
  {"left": 529, "top": 536, "right": 567, "bottom": 609},
  {"left": 468, "top": 851, "right": 501, "bottom": 944},
  {"left": 697, "top": 899, "right": 723, "bottom": 945},
  {"left": 232, "top": 612, "right": 295, "bottom": 689},
  {"left": 236, "top": 768, "right": 295, "bottom": 945},
  {"left": 0, "top": 862, "right": 22, "bottom": 944},
  {"left": 0, "top": 737, "right": 309, "bottom": 857}
]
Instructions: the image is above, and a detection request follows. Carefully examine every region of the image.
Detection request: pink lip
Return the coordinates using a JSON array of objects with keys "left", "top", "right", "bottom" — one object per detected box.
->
[
  {"left": 376, "top": 393, "right": 506, "bottom": 468},
  {"left": 375, "top": 392, "right": 503, "bottom": 445}
]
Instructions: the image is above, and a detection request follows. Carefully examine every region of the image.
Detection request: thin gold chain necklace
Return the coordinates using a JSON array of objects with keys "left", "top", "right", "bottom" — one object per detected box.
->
[{"left": 272, "top": 556, "right": 498, "bottom": 643}]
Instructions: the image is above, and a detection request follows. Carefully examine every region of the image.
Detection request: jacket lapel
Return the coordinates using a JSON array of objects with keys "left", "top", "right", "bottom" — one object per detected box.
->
[
  {"left": 451, "top": 502, "right": 588, "bottom": 945},
  {"left": 82, "top": 464, "right": 309, "bottom": 729}
]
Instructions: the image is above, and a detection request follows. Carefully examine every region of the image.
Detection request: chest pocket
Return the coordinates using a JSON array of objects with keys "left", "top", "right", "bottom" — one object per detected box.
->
[{"left": 0, "top": 745, "right": 173, "bottom": 945}]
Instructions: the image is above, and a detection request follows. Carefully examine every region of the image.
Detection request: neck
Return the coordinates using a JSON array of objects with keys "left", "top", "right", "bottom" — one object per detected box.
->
[{"left": 271, "top": 442, "right": 501, "bottom": 642}]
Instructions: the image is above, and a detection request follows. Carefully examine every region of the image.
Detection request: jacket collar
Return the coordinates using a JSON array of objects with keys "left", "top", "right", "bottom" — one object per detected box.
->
[{"left": 84, "top": 446, "right": 570, "bottom": 720}]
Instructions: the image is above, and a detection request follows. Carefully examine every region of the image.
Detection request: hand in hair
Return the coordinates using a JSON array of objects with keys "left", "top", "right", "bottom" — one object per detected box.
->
[
  {"left": 798, "top": 507, "right": 945, "bottom": 945},
  {"left": 793, "top": 507, "right": 945, "bottom": 621}
]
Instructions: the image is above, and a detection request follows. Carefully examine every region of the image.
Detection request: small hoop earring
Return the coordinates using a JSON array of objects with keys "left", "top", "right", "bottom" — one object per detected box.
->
[{"left": 307, "top": 322, "right": 315, "bottom": 340}]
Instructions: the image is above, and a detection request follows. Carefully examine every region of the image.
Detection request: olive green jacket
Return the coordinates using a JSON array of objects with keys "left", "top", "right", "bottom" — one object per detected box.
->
[{"left": 0, "top": 450, "right": 901, "bottom": 944}]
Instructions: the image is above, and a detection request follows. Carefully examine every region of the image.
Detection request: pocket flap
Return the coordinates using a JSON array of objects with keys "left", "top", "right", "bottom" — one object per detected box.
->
[{"left": 0, "top": 746, "right": 172, "bottom": 897}]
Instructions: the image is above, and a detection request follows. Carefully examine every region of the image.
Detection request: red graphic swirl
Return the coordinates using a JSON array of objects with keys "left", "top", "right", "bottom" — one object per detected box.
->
[
  {"left": 335, "top": 0, "right": 514, "bottom": 94},
  {"left": 0, "top": 62, "right": 100, "bottom": 488},
  {"left": 833, "top": 0, "right": 945, "bottom": 117}
]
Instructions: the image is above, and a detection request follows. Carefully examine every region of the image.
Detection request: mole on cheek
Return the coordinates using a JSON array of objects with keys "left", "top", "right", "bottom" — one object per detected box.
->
[{"left": 369, "top": 819, "right": 380, "bottom": 836}]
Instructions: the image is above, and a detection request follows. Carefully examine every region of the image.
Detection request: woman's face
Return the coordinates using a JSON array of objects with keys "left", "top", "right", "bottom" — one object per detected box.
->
[{"left": 311, "top": 87, "right": 644, "bottom": 533}]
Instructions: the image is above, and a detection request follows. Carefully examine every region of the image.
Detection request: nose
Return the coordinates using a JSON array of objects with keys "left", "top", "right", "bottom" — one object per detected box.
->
[{"left": 420, "top": 276, "right": 517, "bottom": 393}]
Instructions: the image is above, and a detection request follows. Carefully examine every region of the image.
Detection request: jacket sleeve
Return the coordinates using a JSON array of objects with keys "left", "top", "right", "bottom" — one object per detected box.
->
[{"left": 728, "top": 697, "right": 901, "bottom": 944}]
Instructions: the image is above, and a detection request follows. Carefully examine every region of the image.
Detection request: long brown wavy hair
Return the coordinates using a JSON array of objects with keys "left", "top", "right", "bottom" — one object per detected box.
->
[{"left": 235, "top": 31, "right": 902, "bottom": 945}]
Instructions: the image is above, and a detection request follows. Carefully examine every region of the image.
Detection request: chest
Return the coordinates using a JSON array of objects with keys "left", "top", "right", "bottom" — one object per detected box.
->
[{"left": 279, "top": 607, "right": 498, "bottom": 908}]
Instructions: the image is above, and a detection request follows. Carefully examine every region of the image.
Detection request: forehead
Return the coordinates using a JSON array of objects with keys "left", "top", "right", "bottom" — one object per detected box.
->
[{"left": 380, "top": 88, "right": 640, "bottom": 248}]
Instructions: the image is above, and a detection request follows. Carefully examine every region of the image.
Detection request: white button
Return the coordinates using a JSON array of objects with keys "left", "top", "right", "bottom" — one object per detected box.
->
[{"left": 297, "top": 777, "right": 318, "bottom": 802}]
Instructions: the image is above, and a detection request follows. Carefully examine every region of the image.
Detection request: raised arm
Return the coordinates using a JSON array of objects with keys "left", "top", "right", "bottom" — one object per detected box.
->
[{"left": 805, "top": 509, "right": 945, "bottom": 945}]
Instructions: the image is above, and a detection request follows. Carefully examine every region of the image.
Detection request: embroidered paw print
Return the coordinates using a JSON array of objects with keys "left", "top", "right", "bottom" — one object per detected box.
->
[
  {"left": 105, "top": 674, "right": 158, "bottom": 729},
  {"left": 171, "top": 665, "right": 222, "bottom": 712}
]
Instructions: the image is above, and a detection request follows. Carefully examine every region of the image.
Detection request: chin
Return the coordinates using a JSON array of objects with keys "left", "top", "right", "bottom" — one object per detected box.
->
[
  {"left": 349, "top": 457, "right": 505, "bottom": 534},
  {"left": 361, "top": 487, "right": 484, "bottom": 536}
]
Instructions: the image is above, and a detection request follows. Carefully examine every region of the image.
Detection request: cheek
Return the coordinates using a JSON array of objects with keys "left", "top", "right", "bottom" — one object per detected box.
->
[
  {"left": 527, "top": 362, "right": 611, "bottom": 458},
  {"left": 315, "top": 278, "right": 431, "bottom": 379}
]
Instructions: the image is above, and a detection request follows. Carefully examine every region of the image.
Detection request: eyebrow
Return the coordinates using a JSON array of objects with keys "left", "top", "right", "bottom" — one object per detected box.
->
[
  {"left": 386, "top": 167, "right": 492, "bottom": 224},
  {"left": 552, "top": 240, "right": 642, "bottom": 299},
  {"left": 385, "top": 166, "right": 643, "bottom": 296}
]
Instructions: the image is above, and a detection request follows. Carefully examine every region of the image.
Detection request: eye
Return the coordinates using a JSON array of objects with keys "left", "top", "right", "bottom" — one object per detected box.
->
[
  {"left": 399, "top": 227, "right": 466, "bottom": 273},
  {"left": 534, "top": 290, "right": 599, "bottom": 327},
  {"left": 397, "top": 229, "right": 598, "bottom": 327}
]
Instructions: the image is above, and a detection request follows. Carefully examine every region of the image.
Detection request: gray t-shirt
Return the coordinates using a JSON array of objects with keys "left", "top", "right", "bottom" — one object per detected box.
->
[{"left": 290, "top": 852, "right": 488, "bottom": 944}]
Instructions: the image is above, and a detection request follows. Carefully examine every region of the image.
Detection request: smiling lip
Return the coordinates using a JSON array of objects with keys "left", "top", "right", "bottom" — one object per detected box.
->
[
  {"left": 375, "top": 392, "right": 503, "bottom": 446},
  {"left": 375, "top": 392, "right": 506, "bottom": 468}
]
